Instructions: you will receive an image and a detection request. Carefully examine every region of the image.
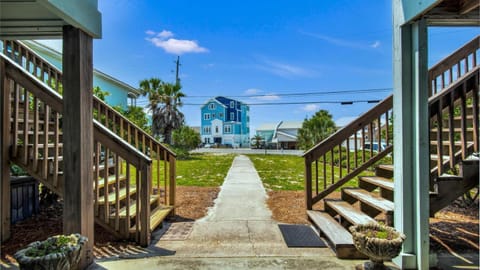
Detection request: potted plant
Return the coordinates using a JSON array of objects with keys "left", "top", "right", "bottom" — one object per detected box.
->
[
  {"left": 349, "top": 223, "right": 406, "bottom": 270},
  {"left": 14, "top": 233, "right": 87, "bottom": 270}
]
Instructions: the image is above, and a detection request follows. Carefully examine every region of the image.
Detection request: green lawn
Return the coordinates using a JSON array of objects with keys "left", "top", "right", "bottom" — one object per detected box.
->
[
  {"left": 248, "top": 154, "right": 377, "bottom": 191},
  {"left": 175, "top": 153, "right": 235, "bottom": 186},
  {"left": 248, "top": 154, "right": 305, "bottom": 191},
  {"left": 127, "top": 153, "right": 378, "bottom": 191}
]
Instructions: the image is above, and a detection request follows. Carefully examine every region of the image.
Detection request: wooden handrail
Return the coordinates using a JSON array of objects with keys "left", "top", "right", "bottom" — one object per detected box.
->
[
  {"left": 2, "top": 52, "right": 156, "bottom": 245},
  {"left": 304, "top": 36, "right": 479, "bottom": 210},
  {"left": 2, "top": 40, "right": 176, "bottom": 158},
  {"left": 2, "top": 53, "right": 151, "bottom": 168},
  {"left": 304, "top": 95, "right": 393, "bottom": 161},
  {"left": 428, "top": 35, "right": 479, "bottom": 96},
  {"left": 3, "top": 40, "right": 176, "bottom": 216},
  {"left": 304, "top": 95, "right": 393, "bottom": 209}
]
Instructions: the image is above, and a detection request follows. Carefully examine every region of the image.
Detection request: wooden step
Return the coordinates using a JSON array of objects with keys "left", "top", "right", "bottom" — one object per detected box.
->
[
  {"left": 97, "top": 174, "right": 126, "bottom": 189},
  {"left": 97, "top": 186, "right": 137, "bottom": 205},
  {"left": 324, "top": 199, "right": 376, "bottom": 226},
  {"left": 359, "top": 176, "right": 394, "bottom": 201},
  {"left": 375, "top": 164, "right": 393, "bottom": 178},
  {"left": 342, "top": 188, "right": 394, "bottom": 225},
  {"left": 117, "top": 195, "right": 159, "bottom": 218},
  {"left": 27, "top": 143, "right": 63, "bottom": 148},
  {"left": 129, "top": 206, "right": 174, "bottom": 233},
  {"left": 359, "top": 176, "right": 394, "bottom": 191},
  {"left": 342, "top": 188, "right": 394, "bottom": 213},
  {"left": 16, "top": 130, "right": 57, "bottom": 136},
  {"left": 430, "top": 127, "right": 475, "bottom": 133},
  {"left": 307, "top": 210, "right": 367, "bottom": 259}
]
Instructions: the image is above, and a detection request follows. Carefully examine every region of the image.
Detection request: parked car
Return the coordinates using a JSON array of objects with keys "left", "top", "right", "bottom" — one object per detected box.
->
[{"left": 362, "top": 142, "right": 387, "bottom": 152}]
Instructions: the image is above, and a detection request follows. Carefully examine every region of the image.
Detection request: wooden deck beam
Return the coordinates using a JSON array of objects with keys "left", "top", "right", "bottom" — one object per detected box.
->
[
  {"left": 1, "top": 57, "right": 11, "bottom": 241},
  {"left": 62, "top": 25, "right": 94, "bottom": 268}
]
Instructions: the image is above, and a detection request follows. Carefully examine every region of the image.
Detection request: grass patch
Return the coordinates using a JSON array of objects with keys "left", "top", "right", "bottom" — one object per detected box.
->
[
  {"left": 176, "top": 153, "right": 235, "bottom": 187},
  {"left": 248, "top": 154, "right": 377, "bottom": 191},
  {"left": 248, "top": 154, "right": 305, "bottom": 191}
]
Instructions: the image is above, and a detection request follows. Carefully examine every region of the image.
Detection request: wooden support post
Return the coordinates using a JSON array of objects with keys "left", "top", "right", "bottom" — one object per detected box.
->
[
  {"left": 304, "top": 157, "right": 312, "bottom": 210},
  {"left": 1, "top": 59, "right": 11, "bottom": 241},
  {"left": 169, "top": 156, "right": 176, "bottom": 215},
  {"left": 139, "top": 162, "right": 151, "bottom": 247},
  {"left": 393, "top": 4, "right": 430, "bottom": 268},
  {"left": 62, "top": 26, "right": 94, "bottom": 268}
]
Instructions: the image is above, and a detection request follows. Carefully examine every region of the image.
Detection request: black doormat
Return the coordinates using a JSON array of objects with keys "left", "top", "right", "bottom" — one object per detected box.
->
[{"left": 278, "top": 224, "right": 327, "bottom": 248}]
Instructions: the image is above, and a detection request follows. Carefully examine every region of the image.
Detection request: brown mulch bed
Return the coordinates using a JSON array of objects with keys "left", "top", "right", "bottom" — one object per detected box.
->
[{"left": 1, "top": 186, "right": 219, "bottom": 263}]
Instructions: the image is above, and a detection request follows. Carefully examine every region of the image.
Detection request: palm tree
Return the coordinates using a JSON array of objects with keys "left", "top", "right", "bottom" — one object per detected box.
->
[{"left": 139, "top": 78, "right": 185, "bottom": 144}]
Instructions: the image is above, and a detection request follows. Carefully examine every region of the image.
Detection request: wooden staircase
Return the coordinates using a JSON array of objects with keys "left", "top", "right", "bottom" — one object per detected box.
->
[
  {"left": 1, "top": 40, "right": 177, "bottom": 246},
  {"left": 304, "top": 36, "right": 479, "bottom": 259}
]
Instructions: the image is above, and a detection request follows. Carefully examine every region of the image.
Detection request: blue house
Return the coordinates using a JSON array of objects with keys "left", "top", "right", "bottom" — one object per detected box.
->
[
  {"left": 200, "top": 96, "right": 250, "bottom": 147},
  {"left": 10, "top": 40, "right": 140, "bottom": 109}
]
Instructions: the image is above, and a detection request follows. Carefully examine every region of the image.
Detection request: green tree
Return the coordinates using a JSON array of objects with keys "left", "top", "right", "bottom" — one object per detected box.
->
[
  {"left": 172, "top": 126, "right": 201, "bottom": 150},
  {"left": 113, "top": 105, "right": 151, "bottom": 134},
  {"left": 298, "top": 110, "right": 336, "bottom": 150},
  {"left": 93, "top": 86, "right": 110, "bottom": 101},
  {"left": 253, "top": 135, "right": 263, "bottom": 149},
  {"left": 139, "top": 78, "right": 185, "bottom": 144}
]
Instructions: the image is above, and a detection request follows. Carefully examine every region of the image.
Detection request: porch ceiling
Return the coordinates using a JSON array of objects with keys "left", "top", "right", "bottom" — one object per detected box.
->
[
  {"left": 0, "top": 0, "right": 101, "bottom": 39},
  {"left": 421, "top": 0, "right": 480, "bottom": 26}
]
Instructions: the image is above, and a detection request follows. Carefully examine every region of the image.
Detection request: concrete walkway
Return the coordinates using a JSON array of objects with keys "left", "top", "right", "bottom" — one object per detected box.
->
[{"left": 89, "top": 155, "right": 360, "bottom": 269}]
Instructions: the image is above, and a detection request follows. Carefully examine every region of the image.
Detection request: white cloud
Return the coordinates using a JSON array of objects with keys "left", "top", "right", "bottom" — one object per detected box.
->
[
  {"left": 301, "top": 31, "right": 381, "bottom": 50},
  {"left": 253, "top": 93, "right": 280, "bottom": 101},
  {"left": 245, "top": 88, "right": 261, "bottom": 95},
  {"left": 255, "top": 58, "right": 313, "bottom": 78},
  {"left": 145, "top": 30, "right": 156, "bottom": 36},
  {"left": 157, "top": 30, "right": 174, "bottom": 39},
  {"left": 370, "top": 41, "right": 381, "bottom": 48},
  {"left": 146, "top": 30, "right": 208, "bottom": 55},
  {"left": 302, "top": 104, "right": 319, "bottom": 112}
]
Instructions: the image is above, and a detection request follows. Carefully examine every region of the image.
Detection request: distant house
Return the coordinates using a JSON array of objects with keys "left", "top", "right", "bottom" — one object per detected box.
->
[
  {"left": 200, "top": 96, "right": 250, "bottom": 147},
  {"left": 17, "top": 40, "right": 140, "bottom": 109},
  {"left": 255, "top": 121, "right": 302, "bottom": 149}
]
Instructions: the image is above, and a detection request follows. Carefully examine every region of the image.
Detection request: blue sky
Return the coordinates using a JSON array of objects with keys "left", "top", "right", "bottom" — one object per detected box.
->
[{"left": 92, "top": 1, "right": 478, "bottom": 134}]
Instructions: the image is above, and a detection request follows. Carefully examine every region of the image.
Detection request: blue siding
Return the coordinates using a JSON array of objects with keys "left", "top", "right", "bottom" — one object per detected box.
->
[
  {"left": 200, "top": 96, "right": 250, "bottom": 146},
  {"left": 20, "top": 41, "right": 134, "bottom": 109}
]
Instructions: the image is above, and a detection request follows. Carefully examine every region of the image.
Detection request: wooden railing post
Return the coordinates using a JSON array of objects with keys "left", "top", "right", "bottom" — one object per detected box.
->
[
  {"left": 1, "top": 59, "right": 12, "bottom": 241},
  {"left": 139, "top": 161, "right": 151, "bottom": 247},
  {"left": 169, "top": 155, "right": 176, "bottom": 215},
  {"left": 305, "top": 156, "right": 313, "bottom": 210}
]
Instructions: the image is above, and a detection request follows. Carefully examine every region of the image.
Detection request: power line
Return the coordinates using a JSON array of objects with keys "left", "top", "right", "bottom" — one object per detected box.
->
[
  {"left": 164, "top": 87, "right": 393, "bottom": 99},
  {"left": 180, "top": 99, "right": 382, "bottom": 106},
  {"left": 134, "top": 87, "right": 393, "bottom": 104}
]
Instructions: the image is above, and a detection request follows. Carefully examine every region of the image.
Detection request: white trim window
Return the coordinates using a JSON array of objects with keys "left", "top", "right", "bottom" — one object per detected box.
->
[
  {"left": 230, "top": 101, "right": 235, "bottom": 108},
  {"left": 224, "top": 125, "right": 232, "bottom": 133},
  {"left": 204, "top": 113, "right": 211, "bottom": 120},
  {"left": 230, "top": 112, "right": 235, "bottom": 121},
  {"left": 203, "top": 126, "right": 211, "bottom": 134},
  {"left": 208, "top": 103, "right": 216, "bottom": 110}
]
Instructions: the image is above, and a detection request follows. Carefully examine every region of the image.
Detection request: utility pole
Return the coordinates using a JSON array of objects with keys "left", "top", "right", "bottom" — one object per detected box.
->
[{"left": 174, "top": 56, "right": 181, "bottom": 85}]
